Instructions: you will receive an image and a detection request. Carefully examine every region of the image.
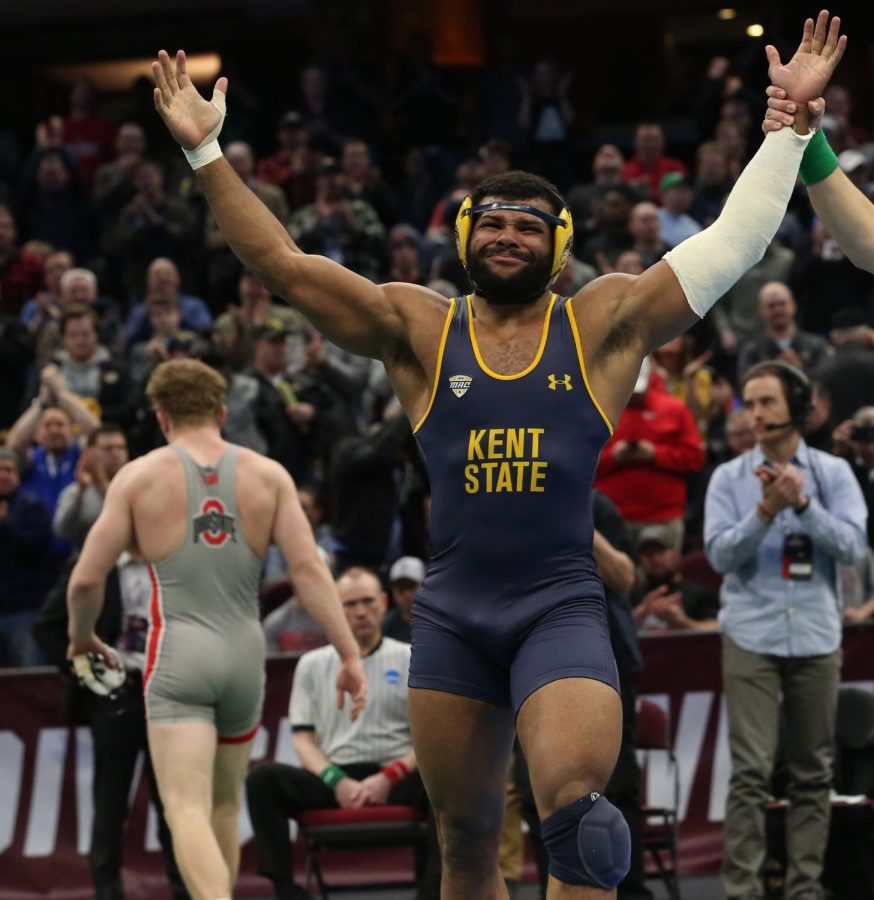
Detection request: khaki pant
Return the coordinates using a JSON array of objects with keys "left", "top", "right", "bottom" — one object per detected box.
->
[{"left": 721, "top": 635, "right": 841, "bottom": 899}]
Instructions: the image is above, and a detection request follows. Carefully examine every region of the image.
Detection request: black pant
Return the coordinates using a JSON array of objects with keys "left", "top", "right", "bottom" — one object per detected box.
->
[
  {"left": 246, "top": 761, "right": 440, "bottom": 897},
  {"left": 89, "top": 672, "right": 188, "bottom": 900}
]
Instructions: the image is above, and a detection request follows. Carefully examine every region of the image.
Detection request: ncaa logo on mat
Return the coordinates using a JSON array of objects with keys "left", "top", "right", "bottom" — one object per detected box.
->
[
  {"left": 192, "top": 498, "right": 237, "bottom": 547},
  {"left": 449, "top": 374, "right": 472, "bottom": 398}
]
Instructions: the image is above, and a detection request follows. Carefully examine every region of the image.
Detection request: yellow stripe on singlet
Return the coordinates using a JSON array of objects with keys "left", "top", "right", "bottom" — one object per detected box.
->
[
  {"left": 467, "top": 293, "right": 557, "bottom": 380},
  {"left": 566, "top": 301, "right": 614, "bottom": 435},
  {"left": 413, "top": 298, "right": 456, "bottom": 434}
]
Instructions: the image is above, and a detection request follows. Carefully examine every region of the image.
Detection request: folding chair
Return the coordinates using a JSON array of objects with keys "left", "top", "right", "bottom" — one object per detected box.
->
[
  {"left": 296, "top": 804, "right": 429, "bottom": 899},
  {"left": 637, "top": 698, "right": 681, "bottom": 899}
]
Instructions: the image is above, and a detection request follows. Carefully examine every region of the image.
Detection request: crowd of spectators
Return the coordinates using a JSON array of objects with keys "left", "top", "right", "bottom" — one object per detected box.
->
[{"left": 1, "top": 48, "right": 873, "bottom": 673}]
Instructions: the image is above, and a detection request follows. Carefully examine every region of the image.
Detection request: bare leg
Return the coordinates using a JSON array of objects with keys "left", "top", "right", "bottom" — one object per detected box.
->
[
  {"left": 148, "top": 721, "right": 230, "bottom": 900},
  {"left": 409, "top": 688, "right": 516, "bottom": 900},
  {"left": 212, "top": 736, "right": 256, "bottom": 887},
  {"left": 516, "top": 677, "right": 623, "bottom": 900}
]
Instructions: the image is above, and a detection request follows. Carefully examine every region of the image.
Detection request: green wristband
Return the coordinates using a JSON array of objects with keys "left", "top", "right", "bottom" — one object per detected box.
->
[
  {"left": 320, "top": 763, "right": 348, "bottom": 789},
  {"left": 799, "top": 129, "right": 839, "bottom": 186}
]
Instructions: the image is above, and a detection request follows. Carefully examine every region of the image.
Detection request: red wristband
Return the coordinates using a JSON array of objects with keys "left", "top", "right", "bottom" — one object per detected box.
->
[{"left": 380, "top": 760, "right": 409, "bottom": 785}]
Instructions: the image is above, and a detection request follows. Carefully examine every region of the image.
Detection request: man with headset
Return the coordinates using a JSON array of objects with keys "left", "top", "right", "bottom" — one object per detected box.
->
[
  {"left": 704, "top": 360, "right": 867, "bottom": 900},
  {"left": 149, "top": 14, "right": 845, "bottom": 898}
]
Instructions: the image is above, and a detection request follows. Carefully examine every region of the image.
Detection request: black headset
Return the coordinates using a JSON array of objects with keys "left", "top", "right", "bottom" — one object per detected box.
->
[{"left": 743, "top": 360, "right": 813, "bottom": 425}]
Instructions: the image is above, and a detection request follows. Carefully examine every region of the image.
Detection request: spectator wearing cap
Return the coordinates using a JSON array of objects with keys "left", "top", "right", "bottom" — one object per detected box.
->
[
  {"left": 213, "top": 269, "right": 305, "bottom": 372},
  {"left": 657, "top": 172, "right": 702, "bottom": 248},
  {"left": 630, "top": 524, "right": 719, "bottom": 633},
  {"left": 124, "top": 257, "right": 212, "bottom": 346},
  {"left": 250, "top": 319, "right": 319, "bottom": 484},
  {"left": 0, "top": 203, "right": 45, "bottom": 317},
  {"left": 737, "top": 281, "right": 830, "bottom": 381},
  {"left": 595, "top": 357, "right": 705, "bottom": 551},
  {"left": 382, "top": 555, "right": 426, "bottom": 643},
  {"left": 621, "top": 123, "right": 687, "bottom": 202},
  {"left": 287, "top": 156, "right": 385, "bottom": 282},
  {"left": 256, "top": 110, "right": 321, "bottom": 212},
  {"left": 0, "top": 447, "right": 52, "bottom": 666}
]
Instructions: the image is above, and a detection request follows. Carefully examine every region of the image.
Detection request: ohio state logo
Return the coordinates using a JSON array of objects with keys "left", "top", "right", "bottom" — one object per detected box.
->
[{"left": 192, "top": 498, "right": 237, "bottom": 547}]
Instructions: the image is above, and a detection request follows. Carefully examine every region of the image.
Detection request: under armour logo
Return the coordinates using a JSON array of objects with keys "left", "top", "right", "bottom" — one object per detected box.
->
[{"left": 547, "top": 373, "right": 573, "bottom": 391}]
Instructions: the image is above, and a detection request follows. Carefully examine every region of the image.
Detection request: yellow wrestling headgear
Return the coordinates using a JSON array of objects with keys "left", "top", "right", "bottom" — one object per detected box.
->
[{"left": 455, "top": 194, "right": 574, "bottom": 280}]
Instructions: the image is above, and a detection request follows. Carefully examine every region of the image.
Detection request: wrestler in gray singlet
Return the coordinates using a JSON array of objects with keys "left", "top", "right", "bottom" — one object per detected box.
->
[{"left": 144, "top": 444, "right": 265, "bottom": 741}]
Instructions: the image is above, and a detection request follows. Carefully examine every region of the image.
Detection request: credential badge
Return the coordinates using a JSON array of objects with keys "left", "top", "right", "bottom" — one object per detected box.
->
[{"left": 449, "top": 374, "right": 473, "bottom": 398}]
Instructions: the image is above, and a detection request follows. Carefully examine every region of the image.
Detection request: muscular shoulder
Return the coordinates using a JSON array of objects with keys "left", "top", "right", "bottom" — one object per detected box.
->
[
  {"left": 569, "top": 273, "right": 641, "bottom": 355},
  {"left": 113, "top": 448, "right": 178, "bottom": 494}
]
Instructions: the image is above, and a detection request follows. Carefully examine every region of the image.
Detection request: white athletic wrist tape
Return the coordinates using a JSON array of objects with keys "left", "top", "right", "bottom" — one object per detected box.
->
[
  {"left": 183, "top": 138, "right": 223, "bottom": 170},
  {"left": 181, "top": 86, "right": 227, "bottom": 170},
  {"left": 663, "top": 127, "right": 814, "bottom": 318}
]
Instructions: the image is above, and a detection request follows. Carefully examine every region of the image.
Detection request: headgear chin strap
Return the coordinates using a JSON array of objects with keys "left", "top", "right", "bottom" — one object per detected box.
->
[{"left": 455, "top": 196, "right": 574, "bottom": 280}]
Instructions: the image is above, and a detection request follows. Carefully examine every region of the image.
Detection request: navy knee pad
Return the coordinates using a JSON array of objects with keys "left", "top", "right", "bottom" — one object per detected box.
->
[{"left": 540, "top": 792, "right": 631, "bottom": 889}]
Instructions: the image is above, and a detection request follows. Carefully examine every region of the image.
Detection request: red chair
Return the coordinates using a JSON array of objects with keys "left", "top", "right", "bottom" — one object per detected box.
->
[
  {"left": 296, "top": 805, "right": 429, "bottom": 899},
  {"left": 637, "top": 698, "right": 681, "bottom": 899}
]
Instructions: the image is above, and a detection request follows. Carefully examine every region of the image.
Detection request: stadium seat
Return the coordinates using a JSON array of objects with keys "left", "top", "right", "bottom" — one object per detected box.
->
[{"left": 296, "top": 804, "right": 429, "bottom": 898}]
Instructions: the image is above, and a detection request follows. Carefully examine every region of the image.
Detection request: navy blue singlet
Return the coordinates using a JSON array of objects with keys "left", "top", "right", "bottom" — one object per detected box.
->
[{"left": 409, "top": 293, "right": 619, "bottom": 711}]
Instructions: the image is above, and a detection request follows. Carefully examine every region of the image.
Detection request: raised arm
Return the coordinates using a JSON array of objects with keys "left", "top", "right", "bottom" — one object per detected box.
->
[
  {"left": 593, "top": 11, "right": 846, "bottom": 359},
  {"left": 151, "top": 50, "right": 414, "bottom": 359}
]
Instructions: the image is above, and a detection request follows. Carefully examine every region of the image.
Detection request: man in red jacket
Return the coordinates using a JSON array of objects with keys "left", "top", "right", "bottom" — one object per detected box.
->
[{"left": 595, "top": 358, "right": 705, "bottom": 551}]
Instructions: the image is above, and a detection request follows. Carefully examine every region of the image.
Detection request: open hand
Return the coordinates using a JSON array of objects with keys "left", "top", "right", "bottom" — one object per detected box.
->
[
  {"left": 152, "top": 49, "right": 227, "bottom": 151},
  {"left": 765, "top": 10, "right": 846, "bottom": 104}
]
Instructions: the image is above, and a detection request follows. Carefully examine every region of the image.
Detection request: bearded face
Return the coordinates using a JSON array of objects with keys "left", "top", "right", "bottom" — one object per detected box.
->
[{"left": 466, "top": 245, "right": 553, "bottom": 305}]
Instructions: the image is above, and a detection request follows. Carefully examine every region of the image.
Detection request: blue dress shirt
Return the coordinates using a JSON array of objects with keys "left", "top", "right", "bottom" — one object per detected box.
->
[{"left": 704, "top": 440, "right": 868, "bottom": 657}]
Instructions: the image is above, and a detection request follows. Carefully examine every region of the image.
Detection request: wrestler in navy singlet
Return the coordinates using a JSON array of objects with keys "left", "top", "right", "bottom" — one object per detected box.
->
[{"left": 409, "top": 293, "right": 620, "bottom": 711}]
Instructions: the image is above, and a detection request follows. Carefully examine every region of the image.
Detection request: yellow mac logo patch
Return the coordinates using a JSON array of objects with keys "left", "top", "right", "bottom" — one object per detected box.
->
[
  {"left": 547, "top": 373, "right": 573, "bottom": 391},
  {"left": 449, "top": 374, "right": 472, "bottom": 398}
]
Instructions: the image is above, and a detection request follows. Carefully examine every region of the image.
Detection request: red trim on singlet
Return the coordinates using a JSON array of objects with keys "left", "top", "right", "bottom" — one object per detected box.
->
[
  {"left": 143, "top": 563, "right": 163, "bottom": 692},
  {"left": 218, "top": 722, "right": 260, "bottom": 745}
]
